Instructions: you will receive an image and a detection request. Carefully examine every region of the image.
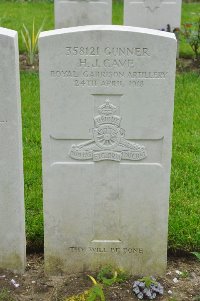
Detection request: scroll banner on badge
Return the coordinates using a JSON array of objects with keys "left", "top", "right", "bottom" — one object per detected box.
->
[{"left": 69, "top": 149, "right": 147, "bottom": 162}]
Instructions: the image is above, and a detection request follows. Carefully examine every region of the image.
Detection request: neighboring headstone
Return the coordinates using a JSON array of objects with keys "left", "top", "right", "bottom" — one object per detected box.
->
[
  {"left": 0, "top": 28, "right": 26, "bottom": 272},
  {"left": 54, "top": 0, "right": 112, "bottom": 29},
  {"left": 124, "top": 0, "right": 182, "bottom": 32},
  {"left": 39, "top": 25, "right": 177, "bottom": 275}
]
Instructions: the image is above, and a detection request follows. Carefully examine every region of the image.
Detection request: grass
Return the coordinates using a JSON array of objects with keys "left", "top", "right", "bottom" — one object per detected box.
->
[
  {"left": 0, "top": 1, "right": 200, "bottom": 57},
  {"left": 0, "top": 1, "right": 199, "bottom": 251},
  {"left": 113, "top": 1, "right": 123, "bottom": 25},
  {"left": 0, "top": 1, "right": 53, "bottom": 52},
  {"left": 0, "top": 289, "right": 14, "bottom": 301},
  {"left": 20, "top": 72, "right": 43, "bottom": 249},
  {"left": 169, "top": 72, "right": 200, "bottom": 251}
]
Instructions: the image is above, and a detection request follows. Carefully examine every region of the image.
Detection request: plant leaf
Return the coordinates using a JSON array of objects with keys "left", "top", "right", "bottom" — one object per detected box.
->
[
  {"left": 88, "top": 275, "right": 97, "bottom": 285},
  {"left": 191, "top": 252, "right": 200, "bottom": 261}
]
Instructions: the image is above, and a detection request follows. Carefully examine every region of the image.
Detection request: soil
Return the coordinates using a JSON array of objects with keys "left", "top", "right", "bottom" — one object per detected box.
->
[
  {"left": 0, "top": 254, "right": 199, "bottom": 301},
  {"left": 20, "top": 54, "right": 39, "bottom": 72},
  {"left": 176, "top": 58, "right": 200, "bottom": 73},
  {"left": 19, "top": 54, "right": 200, "bottom": 74}
]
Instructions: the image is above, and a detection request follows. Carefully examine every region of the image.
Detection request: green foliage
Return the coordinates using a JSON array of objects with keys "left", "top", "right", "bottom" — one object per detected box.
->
[
  {"left": 97, "top": 265, "right": 127, "bottom": 286},
  {"left": 1, "top": 0, "right": 53, "bottom": 2},
  {"left": 21, "top": 18, "right": 44, "bottom": 64},
  {"left": 65, "top": 276, "right": 105, "bottom": 301},
  {"left": 169, "top": 72, "right": 200, "bottom": 252},
  {"left": 112, "top": 0, "right": 123, "bottom": 25},
  {"left": 20, "top": 72, "right": 43, "bottom": 250},
  {"left": 0, "top": 1, "right": 54, "bottom": 53},
  {"left": 181, "top": 18, "right": 200, "bottom": 60},
  {"left": 0, "top": 289, "right": 15, "bottom": 301},
  {"left": 138, "top": 276, "right": 158, "bottom": 289},
  {"left": 0, "top": 13, "right": 7, "bottom": 27},
  {"left": 180, "top": 270, "right": 189, "bottom": 278},
  {"left": 87, "top": 276, "right": 105, "bottom": 301},
  {"left": 65, "top": 291, "right": 89, "bottom": 301},
  {"left": 191, "top": 252, "right": 200, "bottom": 261},
  {"left": 180, "top": 4, "right": 200, "bottom": 58},
  {"left": 87, "top": 285, "right": 105, "bottom": 301}
]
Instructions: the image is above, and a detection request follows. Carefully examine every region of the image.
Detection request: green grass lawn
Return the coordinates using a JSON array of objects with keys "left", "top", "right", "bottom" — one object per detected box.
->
[
  {"left": 21, "top": 72, "right": 43, "bottom": 250},
  {"left": 0, "top": 1, "right": 200, "bottom": 57},
  {"left": 169, "top": 72, "right": 200, "bottom": 252},
  {"left": 0, "top": 1, "right": 200, "bottom": 252}
]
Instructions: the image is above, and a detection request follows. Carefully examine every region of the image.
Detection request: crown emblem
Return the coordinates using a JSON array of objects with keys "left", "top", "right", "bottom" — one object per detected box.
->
[
  {"left": 98, "top": 99, "right": 117, "bottom": 116},
  {"left": 94, "top": 99, "right": 121, "bottom": 128}
]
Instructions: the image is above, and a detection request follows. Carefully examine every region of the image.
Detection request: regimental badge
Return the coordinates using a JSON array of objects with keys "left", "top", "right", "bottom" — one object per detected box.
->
[
  {"left": 144, "top": 0, "right": 162, "bottom": 12},
  {"left": 69, "top": 99, "right": 147, "bottom": 162}
]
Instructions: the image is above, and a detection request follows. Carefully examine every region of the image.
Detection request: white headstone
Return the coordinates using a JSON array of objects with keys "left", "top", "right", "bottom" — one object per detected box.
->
[
  {"left": 54, "top": 0, "right": 112, "bottom": 29},
  {"left": 39, "top": 25, "right": 177, "bottom": 275},
  {"left": 0, "top": 28, "right": 25, "bottom": 272},
  {"left": 124, "top": 0, "right": 182, "bottom": 32}
]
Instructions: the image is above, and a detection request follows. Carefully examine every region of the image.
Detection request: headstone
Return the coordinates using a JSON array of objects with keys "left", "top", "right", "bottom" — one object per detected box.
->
[
  {"left": 0, "top": 28, "right": 26, "bottom": 272},
  {"left": 39, "top": 25, "right": 177, "bottom": 275},
  {"left": 54, "top": 0, "right": 112, "bottom": 29},
  {"left": 124, "top": 0, "right": 182, "bottom": 32}
]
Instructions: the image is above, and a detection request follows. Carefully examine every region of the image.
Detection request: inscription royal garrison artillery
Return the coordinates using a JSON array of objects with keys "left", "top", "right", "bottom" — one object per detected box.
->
[{"left": 69, "top": 99, "right": 147, "bottom": 162}]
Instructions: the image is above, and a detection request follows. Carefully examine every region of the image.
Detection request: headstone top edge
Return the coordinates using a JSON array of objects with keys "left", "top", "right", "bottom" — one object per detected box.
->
[
  {"left": 0, "top": 27, "right": 17, "bottom": 38},
  {"left": 39, "top": 25, "right": 176, "bottom": 40}
]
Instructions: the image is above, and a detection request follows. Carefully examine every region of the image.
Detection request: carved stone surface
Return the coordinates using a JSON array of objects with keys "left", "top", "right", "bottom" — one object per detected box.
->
[
  {"left": 0, "top": 27, "right": 25, "bottom": 273},
  {"left": 144, "top": 0, "right": 162, "bottom": 12},
  {"left": 54, "top": 0, "right": 112, "bottom": 29},
  {"left": 69, "top": 99, "right": 147, "bottom": 162},
  {"left": 39, "top": 25, "right": 177, "bottom": 275},
  {"left": 124, "top": 0, "right": 182, "bottom": 31}
]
